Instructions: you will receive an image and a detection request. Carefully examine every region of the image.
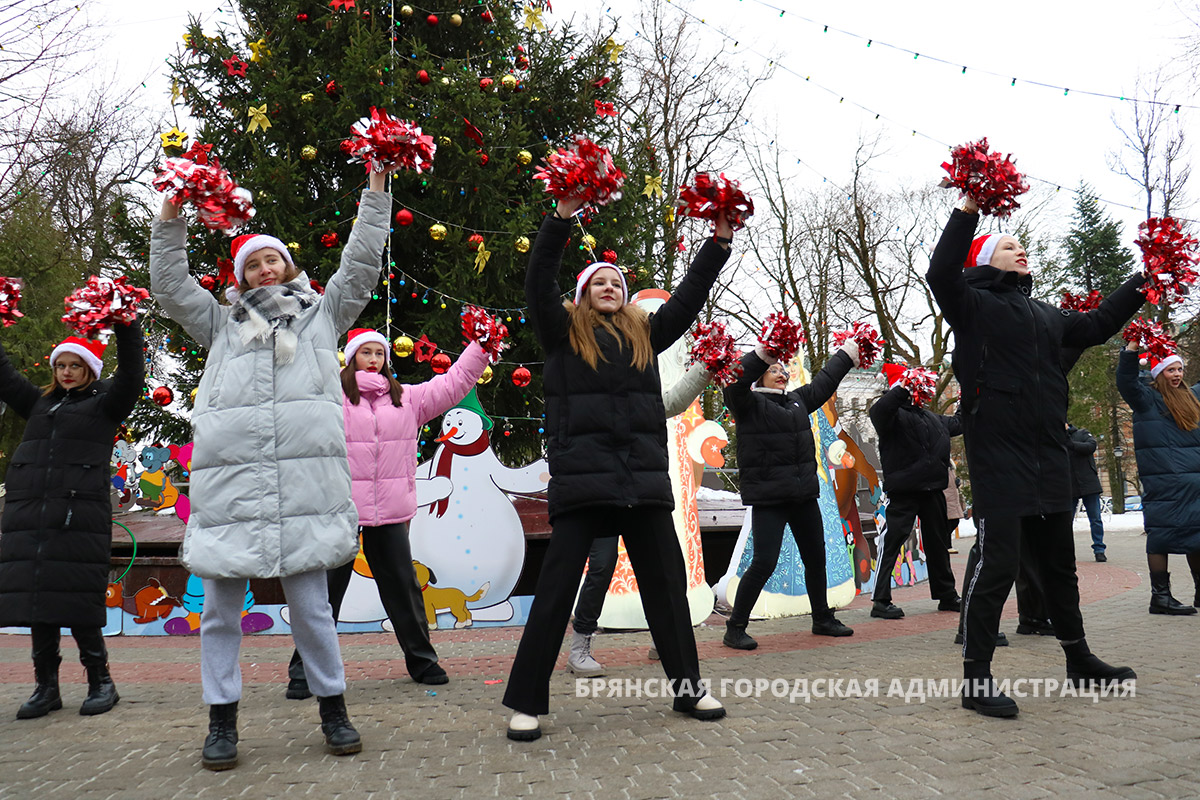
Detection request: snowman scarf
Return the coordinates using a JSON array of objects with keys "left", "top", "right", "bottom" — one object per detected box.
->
[
  {"left": 430, "top": 431, "right": 491, "bottom": 518},
  {"left": 229, "top": 273, "right": 319, "bottom": 364}
]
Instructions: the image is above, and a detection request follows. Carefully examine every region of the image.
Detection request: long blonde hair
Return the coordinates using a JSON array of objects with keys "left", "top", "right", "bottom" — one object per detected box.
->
[
  {"left": 564, "top": 292, "right": 653, "bottom": 371},
  {"left": 1153, "top": 372, "right": 1200, "bottom": 431}
]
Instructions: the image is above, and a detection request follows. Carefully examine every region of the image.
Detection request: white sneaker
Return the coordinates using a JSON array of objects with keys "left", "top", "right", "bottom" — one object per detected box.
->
[{"left": 506, "top": 712, "right": 541, "bottom": 741}]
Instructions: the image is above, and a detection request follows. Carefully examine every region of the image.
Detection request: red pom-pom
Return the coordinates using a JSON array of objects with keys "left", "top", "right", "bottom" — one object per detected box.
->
[
  {"left": 689, "top": 321, "right": 743, "bottom": 387},
  {"left": 832, "top": 321, "right": 885, "bottom": 366},
  {"left": 511, "top": 365, "right": 532, "bottom": 387},
  {"left": 758, "top": 313, "right": 805, "bottom": 363},
  {"left": 62, "top": 276, "right": 149, "bottom": 342},
  {"left": 342, "top": 107, "right": 437, "bottom": 174},
  {"left": 461, "top": 305, "right": 510, "bottom": 364},
  {"left": 152, "top": 144, "right": 255, "bottom": 233},
  {"left": 1135, "top": 216, "right": 1199, "bottom": 306},
  {"left": 1123, "top": 317, "right": 1177, "bottom": 360},
  {"left": 0, "top": 276, "right": 25, "bottom": 327},
  {"left": 1060, "top": 290, "right": 1103, "bottom": 311},
  {"left": 677, "top": 172, "right": 755, "bottom": 231},
  {"left": 897, "top": 365, "right": 938, "bottom": 408},
  {"left": 532, "top": 135, "right": 625, "bottom": 207},
  {"left": 940, "top": 137, "right": 1030, "bottom": 219}
]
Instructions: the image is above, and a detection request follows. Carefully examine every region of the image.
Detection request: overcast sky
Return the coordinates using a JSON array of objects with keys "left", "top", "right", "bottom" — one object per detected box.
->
[{"left": 89, "top": 0, "right": 1197, "bottom": 254}]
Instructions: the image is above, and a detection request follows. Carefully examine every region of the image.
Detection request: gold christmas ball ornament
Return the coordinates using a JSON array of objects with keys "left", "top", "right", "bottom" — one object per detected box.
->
[
  {"left": 393, "top": 335, "right": 414, "bottom": 358},
  {"left": 438, "top": 135, "right": 452, "bottom": 146},
  {"left": 300, "top": 145, "right": 317, "bottom": 160},
  {"left": 286, "top": 241, "right": 300, "bottom": 253},
  {"left": 301, "top": 92, "right": 314, "bottom": 103},
  {"left": 514, "top": 236, "right": 531, "bottom": 253},
  {"left": 501, "top": 74, "right": 518, "bottom": 90},
  {"left": 429, "top": 223, "right": 448, "bottom": 241},
  {"left": 440, "top": 77, "right": 450, "bottom": 85},
  {"left": 337, "top": 350, "right": 346, "bottom": 367},
  {"left": 400, "top": 5, "right": 413, "bottom": 17},
  {"left": 190, "top": 387, "right": 198, "bottom": 403},
  {"left": 450, "top": 13, "right": 463, "bottom": 26},
  {"left": 582, "top": 234, "right": 597, "bottom": 250},
  {"left": 517, "top": 149, "right": 532, "bottom": 165},
  {"left": 477, "top": 365, "right": 493, "bottom": 385}
]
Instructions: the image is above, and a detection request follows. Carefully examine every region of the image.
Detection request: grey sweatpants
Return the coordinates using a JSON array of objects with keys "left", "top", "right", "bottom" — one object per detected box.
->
[{"left": 200, "top": 570, "right": 347, "bottom": 705}]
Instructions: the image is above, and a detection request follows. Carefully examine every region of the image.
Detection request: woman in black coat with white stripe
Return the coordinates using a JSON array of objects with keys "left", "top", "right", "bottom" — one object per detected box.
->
[{"left": 0, "top": 321, "right": 144, "bottom": 719}]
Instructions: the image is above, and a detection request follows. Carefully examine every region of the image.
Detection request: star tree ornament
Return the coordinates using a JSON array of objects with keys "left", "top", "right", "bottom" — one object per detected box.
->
[
  {"left": 159, "top": 126, "right": 188, "bottom": 153},
  {"left": 222, "top": 56, "right": 248, "bottom": 77}
]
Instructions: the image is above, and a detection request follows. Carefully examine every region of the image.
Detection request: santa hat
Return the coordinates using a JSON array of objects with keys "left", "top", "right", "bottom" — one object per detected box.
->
[
  {"left": 344, "top": 328, "right": 389, "bottom": 365},
  {"left": 50, "top": 336, "right": 106, "bottom": 379},
  {"left": 881, "top": 363, "right": 907, "bottom": 387},
  {"left": 574, "top": 262, "right": 628, "bottom": 306},
  {"left": 965, "top": 233, "right": 1008, "bottom": 268},
  {"left": 1145, "top": 352, "right": 1184, "bottom": 379},
  {"left": 230, "top": 234, "right": 294, "bottom": 287}
]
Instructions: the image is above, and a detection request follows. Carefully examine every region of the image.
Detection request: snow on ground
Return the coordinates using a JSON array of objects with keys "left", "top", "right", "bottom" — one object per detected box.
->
[{"left": 953, "top": 509, "right": 1145, "bottom": 541}]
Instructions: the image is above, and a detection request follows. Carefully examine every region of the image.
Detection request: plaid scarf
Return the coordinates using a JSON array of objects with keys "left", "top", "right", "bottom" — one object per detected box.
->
[{"left": 229, "top": 273, "right": 319, "bottom": 364}]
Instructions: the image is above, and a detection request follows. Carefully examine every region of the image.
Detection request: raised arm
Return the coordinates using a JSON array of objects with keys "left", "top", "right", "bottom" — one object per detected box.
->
[
  {"left": 408, "top": 341, "right": 490, "bottom": 425},
  {"left": 149, "top": 208, "right": 223, "bottom": 348},
  {"left": 100, "top": 321, "right": 146, "bottom": 422},
  {"left": 1061, "top": 272, "right": 1149, "bottom": 349},
  {"left": 723, "top": 347, "right": 773, "bottom": 419},
  {"left": 524, "top": 208, "right": 574, "bottom": 351},
  {"left": 647, "top": 239, "right": 730, "bottom": 353},
  {"left": 0, "top": 338, "right": 41, "bottom": 419},
  {"left": 793, "top": 347, "right": 855, "bottom": 413},
  {"left": 925, "top": 206, "right": 981, "bottom": 332},
  {"left": 323, "top": 186, "right": 392, "bottom": 336},
  {"left": 868, "top": 384, "right": 908, "bottom": 434},
  {"left": 1116, "top": 345, "right": 1155, "bottom": 413},
  {"left": 662, "top": 363, "right": 712, "bottom": 418}
]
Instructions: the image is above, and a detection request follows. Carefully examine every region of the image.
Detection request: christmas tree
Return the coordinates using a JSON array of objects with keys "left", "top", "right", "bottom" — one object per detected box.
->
[{"left": 144, "top": 0, "right": 661, "bottom": 463}]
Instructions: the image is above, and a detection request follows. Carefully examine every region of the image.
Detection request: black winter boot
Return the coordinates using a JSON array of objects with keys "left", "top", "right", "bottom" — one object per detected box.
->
[
  {"left": 1063, "top": 639, "right": 1137, "bottom": 689},
  {"left": 1148, "top": 571, "right": 1197, "bottom": 615},
  {"left": 1015, "top": 617, "right": 1056, "bottom": 635},
  {"left": 722, "top": 621, "right": 758, "bottom": 650},
  {"left": 811, "top": 612, "right": 854, "bottom": 637},
  {"left": 75, "top": 628, "right": 119, "bottom": 716},
  {"left": 286, "top": 651, "right": 312, "bottom": 700},
  {"left": 960, "top": 660, "right": 1018, "bottom": 718},
  {"left": 318, "top": 694, "right": 362, "bottom": 755},
  {"left": 17, "top": 628, "right": 62, "bottom": 720},
  {"left": 1192, "top": 569, "right": 1200, "bottom": 608},
  {"left": 201, "top": 702, "right": 239, "bottom": 770}
]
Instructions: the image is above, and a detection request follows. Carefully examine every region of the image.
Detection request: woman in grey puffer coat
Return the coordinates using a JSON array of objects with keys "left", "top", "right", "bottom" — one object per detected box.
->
[{"left": 150, "top": 171, "right": 391, "bottom": 770}]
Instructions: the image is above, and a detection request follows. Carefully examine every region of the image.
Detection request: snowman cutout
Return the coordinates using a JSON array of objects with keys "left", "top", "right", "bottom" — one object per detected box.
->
[{"left": 409, "top": 388, "right": 549, "bottom": 625}]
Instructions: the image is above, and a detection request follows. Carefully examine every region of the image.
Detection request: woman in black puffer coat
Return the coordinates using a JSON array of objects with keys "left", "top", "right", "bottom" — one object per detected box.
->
[
  {"left": 0, "top": 321, "right": 143, "bottom": 720},
  {"left": 502, "top": 195, "right": 732, "bottom": 742},
  {"left": 1116, "top": 343, "right": 1200, "bottom": 615},
  {"left": 721, "top": 338, "right": 860, "bottom": 650}
]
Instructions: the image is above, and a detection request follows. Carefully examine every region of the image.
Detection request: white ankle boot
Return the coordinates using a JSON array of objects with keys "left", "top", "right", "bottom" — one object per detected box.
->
[{"left": 506, "top": 712, "right": 541, "bottom": 741}]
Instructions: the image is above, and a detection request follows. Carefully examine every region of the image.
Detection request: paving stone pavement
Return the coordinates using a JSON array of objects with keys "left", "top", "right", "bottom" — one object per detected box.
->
[{"left": 2, "top": 523, "right": 1198, "bottom": 800}]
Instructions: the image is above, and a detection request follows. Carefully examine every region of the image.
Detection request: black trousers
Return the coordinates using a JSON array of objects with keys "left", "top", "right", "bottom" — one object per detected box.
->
[
  {"left": 960, "top": 512, "right": 1085, "bottom": 662},
  {"left": 572, "top": 537, "right": 621, "bottom": 635},
  {"left": 729, "top": 499, "right": 830, "bottom": 627},
  {"left": 503, "top": 507, "right": 704, "bottom": 716},
  {"left": 871, "top": 490, "right": 957, "bottom": 604},
  {"left": 30, "top": 624, "right": 107, "bottom": 667},
  {"left": 290, "top": 522, "right": 440, "bottom": 682}
]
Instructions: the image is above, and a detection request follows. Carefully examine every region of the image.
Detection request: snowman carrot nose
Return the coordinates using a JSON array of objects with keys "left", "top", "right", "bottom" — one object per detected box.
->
[{"left": 435, "top": 427, "right": 460, "bottom": 443}]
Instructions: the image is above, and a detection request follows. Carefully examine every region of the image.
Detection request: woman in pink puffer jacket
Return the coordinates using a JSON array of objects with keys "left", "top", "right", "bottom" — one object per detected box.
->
[{"left": 287, "top": 328, "right": 489, "bottom": 697}]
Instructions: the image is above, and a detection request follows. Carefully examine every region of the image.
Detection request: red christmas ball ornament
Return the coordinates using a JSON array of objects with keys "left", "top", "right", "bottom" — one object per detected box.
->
[
  {"left": 198, "top": 274, "right": 218, "bottom": 291},
  {"left": 482, "top": 9, "right": 493, "bottom": 21},
  {"left": 478, "top": 151, "right": 489, "bottom": 166},
  {"left": 417, "top": 69, "right": 430, "bottom": 85},
  {"left": 467, "top": 233, "right": 484, "bottom": 248},
  {"left": 325, "top": 79, "right": 338, "bottom": 95},
  {"left": 515, "top": 55, "right": 530, "bottom": 70},
  {"left": 296, "top": 12, "right": 309, "bottom": 21},
  {"left": 430, "top": 353, "right": 452, "bottom": 373},
  {"left": 426, "top": 13, "right": 438, "bottom": 25},
  {"left": 151, "top": 386, "right": 174, "bottom": 406},
  {"left": 321, "top": 231, "right": 340, "bottom": 248},
  {"left": 602, "top": 249, "right": 618, "bottom": 263},
  {"left": 339, "top": 138, "right": 355, "bottom": 155},
  {"left": 511, "top": 366, "right": 532, "bottom": 387},
  {"left": 479, "top": 77, "right": 494, "bottom": 91},
  {"left": 395, "top": 209, "right": 414, "bottom": 226}
]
